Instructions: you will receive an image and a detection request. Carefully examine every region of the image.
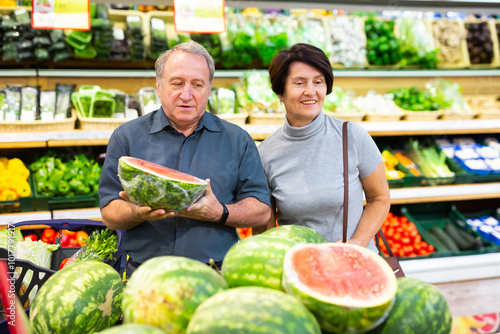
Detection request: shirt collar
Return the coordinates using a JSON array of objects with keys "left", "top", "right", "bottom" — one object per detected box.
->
[{"left": 150, "top": 107, "right": 221, "bottom": 134}]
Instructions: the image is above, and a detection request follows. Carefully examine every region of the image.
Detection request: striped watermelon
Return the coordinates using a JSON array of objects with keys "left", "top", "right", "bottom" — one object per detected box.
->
[
  {"left": 283, "top": 243, "right": 397, "bottom": 334},
  {"left": 369, "top": 277, "right": 452, "bottom": 334},
  {"left": 122, "top": 256, "right": 227, "bottom": 333},
  {"left": 261, "top": 225, "right": 326, "bottom": 243},
  {"left": 97, "top": 324, "right": 166, "bottom": 334},
  {"left": 221, "top": 235, "right": 299, "bottom": 290},
  {"left": 30, "top": 261, "right": 124, "bottom": 334},
  {"left": 186, "top": 286, "right": 321, "bottom": 334},
  {"left": 118, "top": 156, "right": 207, "bottom": 212}
]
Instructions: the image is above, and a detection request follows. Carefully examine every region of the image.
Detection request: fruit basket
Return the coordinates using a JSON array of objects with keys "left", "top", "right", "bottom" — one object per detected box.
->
[
  {"left": 75, "top": 108, "right": 129, "bottom": 131},
  {"left": 0, "top": 109, "right": 76, "bottom": 133},
  {"left": 327, "top": 15, "right": 368, "bottom": 69}
]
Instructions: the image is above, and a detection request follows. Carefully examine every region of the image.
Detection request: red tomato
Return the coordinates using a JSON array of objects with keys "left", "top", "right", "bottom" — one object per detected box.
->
[
  {"left": 24, "top": 234, "right": 37, "bottom": 241},
  {"left": 41, "top": 228, "right": 56, "bottom": 243},
  {"left": 59, "top": 257, "right": 75, "bottom": 269},
  {"left": 76, "top": 231, "right": 89, "bottom": 245}
]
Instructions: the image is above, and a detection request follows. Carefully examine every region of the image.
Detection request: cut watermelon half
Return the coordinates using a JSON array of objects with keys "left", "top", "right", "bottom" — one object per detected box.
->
[
  {"left": 283, "top": 242, "right": 397, "bottom": 334},
  {"left": 118, "top": 156, "right": 207, "bottom": 212}
]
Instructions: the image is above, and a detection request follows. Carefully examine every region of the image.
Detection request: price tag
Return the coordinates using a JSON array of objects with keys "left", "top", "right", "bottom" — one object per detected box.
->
[
  {"left": 173, "top": 0, "right": 225, "bottom": 34},
  {"left": 32, "top": 0, "right": 90, "bottom": 31}
]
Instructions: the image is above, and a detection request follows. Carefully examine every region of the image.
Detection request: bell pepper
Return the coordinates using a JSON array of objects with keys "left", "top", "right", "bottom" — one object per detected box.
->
[
  {"left": 41, "top": 228, "right": 56, "bottom": 244},
  {"left": 24, "top": 234, "right": 38, "bottom": 241}
]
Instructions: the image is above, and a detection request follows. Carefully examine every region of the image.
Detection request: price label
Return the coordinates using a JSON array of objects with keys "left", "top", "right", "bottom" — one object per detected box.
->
[
  {"left": 32, "top": 0, "right": 90, "bottom": 30},
  {"left": 173, "top": 0, "right": 225, "bottom": 34}
]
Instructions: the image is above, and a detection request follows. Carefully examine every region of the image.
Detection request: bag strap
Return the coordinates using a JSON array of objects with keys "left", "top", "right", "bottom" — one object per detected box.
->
[
  {"left": 342, "top": 121, "right": 349, "bottom": 243},
  {"left": 375, "top": 229, "right": 396, "bottom": 257}
]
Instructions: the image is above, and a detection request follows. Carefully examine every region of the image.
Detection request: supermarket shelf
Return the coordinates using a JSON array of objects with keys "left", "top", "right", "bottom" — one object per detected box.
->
[
  {"left": 1, "top": 119, "right": 500, "bottom": 145},
  {"left": 10, "top": 68, "right": 500, "bottom": 79},
  {"left": 401, "top": 253, "right": 500, "bottom": 284},
  {"left": 92, "top": 0, "right": 500, "bottom": 14},
  {"left": 389, "top": 183, "right": 500, "bottom": 204}
]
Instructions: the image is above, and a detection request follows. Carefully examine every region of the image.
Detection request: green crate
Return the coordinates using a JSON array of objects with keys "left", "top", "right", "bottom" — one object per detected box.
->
[
  {"left": 426, "top": 139, "right": 474, "bottom": 185},
  {"left": 401, "top": 203, "right": 497, "bottom": 256},
  {"left": 31, "top": 175, "right": 99, "bottom": 211}
]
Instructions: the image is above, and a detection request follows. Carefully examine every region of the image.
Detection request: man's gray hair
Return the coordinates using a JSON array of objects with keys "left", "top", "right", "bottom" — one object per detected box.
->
[{"left": 155, "top": 40, "right": 215, "bottom": 84}]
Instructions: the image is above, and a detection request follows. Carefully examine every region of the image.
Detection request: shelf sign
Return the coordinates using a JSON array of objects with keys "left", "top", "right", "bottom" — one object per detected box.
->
[
  {"left": 173, "top": 0, "right": 226, "bottom": 34},
  {"left": 32, "top": 0, "right": 90, "bottom": 31}
]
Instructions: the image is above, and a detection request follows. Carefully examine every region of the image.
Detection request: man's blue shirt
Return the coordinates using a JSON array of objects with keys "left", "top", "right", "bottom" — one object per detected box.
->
[{"left": 98, "top": 108, "right": 271, "bottom": 264}]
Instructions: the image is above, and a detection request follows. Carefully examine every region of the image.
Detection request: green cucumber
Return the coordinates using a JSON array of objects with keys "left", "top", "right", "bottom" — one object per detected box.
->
[
  {"left": 443, "top": 223, "right": 474, "bottom": 251},
  {"left": 426, "top": 230, "right": 449, "bottom": 252},
  {"left": 429, "top": 227, "right": 460, "bottom": 252}
]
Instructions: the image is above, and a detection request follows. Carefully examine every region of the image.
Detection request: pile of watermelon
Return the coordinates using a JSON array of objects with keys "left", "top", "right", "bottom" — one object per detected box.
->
[{"left": 25, "top": 224, "right": 453, "bottom": 334}]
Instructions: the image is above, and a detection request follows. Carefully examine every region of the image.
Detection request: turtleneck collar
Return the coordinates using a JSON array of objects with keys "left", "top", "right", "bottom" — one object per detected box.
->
[{"left": 282, "top": 111, "right": 326, "bottom": 140}]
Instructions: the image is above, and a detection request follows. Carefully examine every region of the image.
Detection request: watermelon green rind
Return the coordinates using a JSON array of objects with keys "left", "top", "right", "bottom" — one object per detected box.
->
[
  {"left": 369, "top": 277, "right": 452, "bottom": 334},
  {"left": 96, "top": 323, "right": 166, "bottom": 334},
  {"left": 186, "top": 286, "right": 321, "bottom": 334},
  {"left": 122, "top": 256, "right": 228, "bottom": 333},
  {"left": 221, "top": 235, "right": 300, "bottom": 290},
  {"left": 30, "top": 261, "right": 124, "bottom": 334},
  {"left": 118, "top": 156, "right": 207, "bottom": 212},
  {"left": 261, "top": 225, "right": 326, "bottom": 243},
  {"left": 282, "top": 243, "right": 397, "bottom": 334}
]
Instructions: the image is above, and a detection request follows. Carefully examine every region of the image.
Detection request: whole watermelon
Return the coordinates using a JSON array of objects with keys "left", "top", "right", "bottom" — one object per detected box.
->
[
  {"left": 221, "top": 235, "right": 299, "bottom": 290},
  {"left": 30, "top": 261, "right": 124, "bottom": 334},
  {"left": 122, "top": 256, "right": 227, "bottom": 333},
  {"left": 118, "top": 156, "right": 207, "bottom": 212},
  {"left": 283, "top": 243, "right": 398, "bottom": 334},
  {"left": 97, "top": 324, "right": 166, "bottom": 334},
  {"left": 261, "top": 225, "right": 326, "bottom": 243},
  {"left": 369, "top": 277, "right": 452, "bottom": 334},
  {"left": 186, "top": 286, "right": 321, "bottom": 334}
]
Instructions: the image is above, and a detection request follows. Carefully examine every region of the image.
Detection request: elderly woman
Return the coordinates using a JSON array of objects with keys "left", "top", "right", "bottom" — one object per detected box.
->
[{"left": 256, "top": 43, "right": 390, "bottom": 251}]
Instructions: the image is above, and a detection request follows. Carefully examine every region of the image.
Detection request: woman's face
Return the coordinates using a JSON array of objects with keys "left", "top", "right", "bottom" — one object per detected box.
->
[{"left": 280, "top": 61, "right": 327, "bottom": 127}]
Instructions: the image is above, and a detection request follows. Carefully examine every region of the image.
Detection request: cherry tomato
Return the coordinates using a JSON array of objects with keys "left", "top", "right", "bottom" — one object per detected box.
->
[{"left": 59, "top": 257, "right": 75, "bottom": 269}]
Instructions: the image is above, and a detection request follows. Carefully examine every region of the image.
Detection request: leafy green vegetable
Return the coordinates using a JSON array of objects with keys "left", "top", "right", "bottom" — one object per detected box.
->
[
  {"left": 70, "top": 228, "right": 118, "bottom": 264},
  {"left": 425, "top": 78, "right": 471, "bottom": 113},
  {"left": 406, "top": 138, "right": 454, "bottom": 178},
  {"left": 398, "top": 17, "right": 440, "bottom": 69},
  {"left": 0, "top": 227, "right": 23, "bottom": 250}
]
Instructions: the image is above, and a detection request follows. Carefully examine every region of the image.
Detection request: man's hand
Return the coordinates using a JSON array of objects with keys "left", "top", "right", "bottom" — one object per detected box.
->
[
  {"left": 175, "top": 179, "right": 224, "bottom": 222},
  {"left": 119, "top": 191, "right": 171, "bottom": 221}
]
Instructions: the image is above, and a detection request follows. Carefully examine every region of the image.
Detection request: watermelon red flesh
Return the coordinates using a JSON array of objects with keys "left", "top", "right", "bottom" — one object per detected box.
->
[
  {"left": 118, "top": 156, "right": 207, "bottom": 212},
  {"left": 291, "top": 246, "right": 392, "bottom": 305},
  {"left": 122, "top": 156, "right": 203, "bottom": 183},
  {"left": 283, "top": 243, "right": 397, "bottom": 334}
]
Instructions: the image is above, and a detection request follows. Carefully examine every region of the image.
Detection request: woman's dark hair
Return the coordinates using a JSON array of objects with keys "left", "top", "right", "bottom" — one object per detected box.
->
[{"left": 268, "top": 43, "right": 333, "bottom": 96}]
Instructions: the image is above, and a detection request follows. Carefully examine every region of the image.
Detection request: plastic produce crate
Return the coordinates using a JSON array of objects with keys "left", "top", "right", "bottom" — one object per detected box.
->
[
  {"left": 31, "top": 173, "right": 99, "bottom": 211},
  {"left": 10, "top": 219, "right": 125, "bottom": 273},
  {"left": 401, "top": 203, "right": 497, "bottom": 257}
]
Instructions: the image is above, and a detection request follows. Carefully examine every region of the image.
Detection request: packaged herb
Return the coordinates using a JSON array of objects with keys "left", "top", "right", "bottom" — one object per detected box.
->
[
  {"left": 150, "top": 18, "right": 167, "bottom": 43},
  {"left": 50, "top": 29, "right": 65, "bottom": 43},
  {"left": 33, "top": 35, "right": 52, "bottom": 47},
  {"left": 91, "top": 90, "right": 116, "bottom": 118},
  {"left": 40, "top": 90, "right": 56, "bottom": 121},
  {"left": 2, "top": 43, "right": 17, "bottom": 61},
  {"left": 35, "top": 48, "right": 50, "bottom": 61},
  {"left": 5, "top": 85, "right": 22, "bottom": 121},
  {"left": 1, "top": 14, "right": 15, "bottom": 29},
  {"left": 55, "top": 83, "right": 76, "bottom": 119},
  {"left": 21, "top": 86, "right": 40, "bottom": 121},
  {"left": 126, "top": 15, "right": 143, "bottom": 35},
  {"left": 110, "top": 89, "right": 128, "bottom": 118},
  {"left": 218, "top": 88, "right": 236, "bottom": 114},
  {"left": 208, "top": 88, "right": 219, "bottom": 114},
  {"left": 137, "top": 87, "right": 159, "bottom": 115}
]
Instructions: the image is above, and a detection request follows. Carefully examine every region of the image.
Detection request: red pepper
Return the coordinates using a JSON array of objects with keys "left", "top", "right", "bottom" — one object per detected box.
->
[
  {"left": 41, "top": 228, "right": 56, "bottom": 244},
  {"left": 59, "top": 257, "right": 75, "bottom": 270},
  {"left": 24, "top": 234, "right": 37, "bottom": 242}
]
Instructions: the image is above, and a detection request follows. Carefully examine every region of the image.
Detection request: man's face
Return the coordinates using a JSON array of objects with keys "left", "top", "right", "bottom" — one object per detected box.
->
[{"left": 156, "top": 50, "right": 212, "bottom": 131}]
